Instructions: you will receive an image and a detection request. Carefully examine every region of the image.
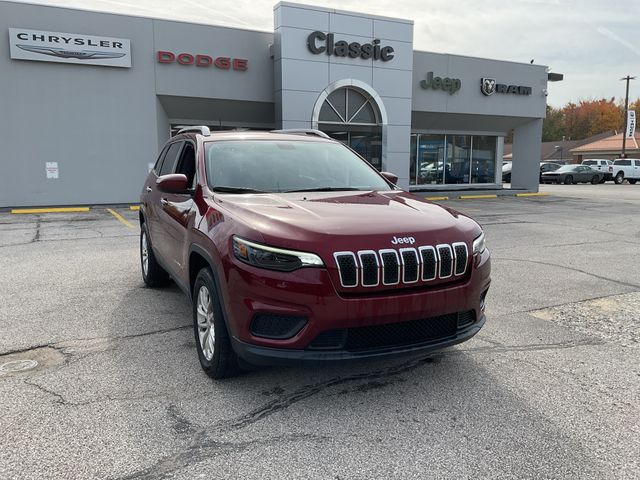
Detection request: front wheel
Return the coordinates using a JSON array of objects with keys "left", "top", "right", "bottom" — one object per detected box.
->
[
  {"left": 140, "top": 224, "right": 170, "bottom": 287},
  {"left": 564, "top": 175, "right": 573, "bottom": 185},
  {"left": 192, "top": 268, "right": 240, "bottom": 379},
  {"left": 615, "top": 172, "right": 625, "bottom": 184},
  {"left": 629, "top": 179, "right": 637, "bottom": 185},
  {"left": 590, "top": 175, "right": 599, "bottom": 184}
]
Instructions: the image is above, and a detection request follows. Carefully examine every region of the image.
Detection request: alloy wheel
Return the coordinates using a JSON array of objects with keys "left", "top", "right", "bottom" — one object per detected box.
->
[{"left": 196, "top": 286, "right": 215, "bottom": 361}]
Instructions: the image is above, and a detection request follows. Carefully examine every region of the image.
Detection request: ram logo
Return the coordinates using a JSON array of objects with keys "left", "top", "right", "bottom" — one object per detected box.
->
[{"left": 480, "top": 77, "right": 496, "bottom": 96}]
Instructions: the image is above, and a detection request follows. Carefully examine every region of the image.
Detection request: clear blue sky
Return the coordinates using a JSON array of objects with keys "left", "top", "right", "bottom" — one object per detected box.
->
[{"left": 10, "top": 0, "right": 640, "bottom": 107}]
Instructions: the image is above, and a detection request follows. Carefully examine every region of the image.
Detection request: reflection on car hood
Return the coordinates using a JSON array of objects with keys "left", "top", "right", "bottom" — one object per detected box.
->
[{"left": 214, "top": 190, "right": 480, "bottom": 243}]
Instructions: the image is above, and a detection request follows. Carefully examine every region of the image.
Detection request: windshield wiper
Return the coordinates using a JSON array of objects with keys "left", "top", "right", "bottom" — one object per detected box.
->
[
  {"left": 283, "top": 187, "right": 362, "bottom": 193},
  {"left": 212, "top": 186, "right": 267, "bottom": 194}
]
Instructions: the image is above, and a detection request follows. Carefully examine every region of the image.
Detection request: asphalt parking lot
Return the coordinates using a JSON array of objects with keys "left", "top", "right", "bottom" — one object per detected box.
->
[{"left": 1, "top": 183, "right": 639, "bottom": 479}]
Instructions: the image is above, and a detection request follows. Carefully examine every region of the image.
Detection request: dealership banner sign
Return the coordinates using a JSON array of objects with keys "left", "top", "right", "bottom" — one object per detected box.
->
[
  {"left": 626, "top": 110, "right": 636, "bottom": 138},
  {"left": 9, "top": 28, "right": 131, "bottom": 67}
]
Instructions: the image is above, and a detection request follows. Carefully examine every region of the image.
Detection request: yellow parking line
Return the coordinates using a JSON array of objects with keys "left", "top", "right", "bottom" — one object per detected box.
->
[
  {"left": 516, "top": 192, "right": 550, "bottom": 197},
  {"left": 425, "top": 196, "right": 449, "bottom": 201},
  {"left": 106, "top": 208, "right": 134, "bottom": 228},
  {"left": 11, "top": 207, "right": 90, "bottom": 214},
  {"left": 458, "top": 194, "right": 497, "bottom": 199},
  {"left": 129, "top": 205, "right": 140, "bottom": 211}
]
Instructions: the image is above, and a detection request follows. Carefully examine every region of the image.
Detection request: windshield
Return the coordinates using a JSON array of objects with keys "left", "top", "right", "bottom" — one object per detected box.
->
[
  {"left": 205, "top": 140, "right": 392, "bottom": 193},
  {"left": 556, "top": 165, "right": 577, "bottom": 172}
]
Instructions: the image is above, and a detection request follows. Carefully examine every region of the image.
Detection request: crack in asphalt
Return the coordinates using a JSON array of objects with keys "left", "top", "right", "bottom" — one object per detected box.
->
[
  {"left": 493, "top": 257, "right": 640, "bottom": 290},
  {"left": 113, "top": 337, "right": 605, "bottom": 479},
  {"left": 117, "top": 433, "right": 329, "bottom": 480},
  {"left": 0, "top": 325, "right": 191, "bottom": 358}
]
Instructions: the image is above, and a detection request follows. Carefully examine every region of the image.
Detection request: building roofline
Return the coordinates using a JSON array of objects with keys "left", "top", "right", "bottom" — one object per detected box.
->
[
  {"left": 413, "top": 48, "right": 548, "bottom": 70},
  {"left": 0, "top": 0, "right": 274, "bottom": 35},
  {"left": 274, "top": 1, "right": 413, "bottom": 25}
]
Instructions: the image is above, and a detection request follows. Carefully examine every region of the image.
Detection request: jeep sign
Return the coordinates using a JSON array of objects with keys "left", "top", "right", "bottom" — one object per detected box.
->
[{"left": 420, "top": 72, "right": 461, "bottom": 94}]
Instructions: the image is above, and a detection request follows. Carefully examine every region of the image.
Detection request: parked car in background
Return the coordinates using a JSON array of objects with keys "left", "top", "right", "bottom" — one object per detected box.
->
[
  {"left": 502, "top": 162, "right": 561, "bottom": 183},
  {"left": 611, "top": 158, "right": 640, "bottom": 184},
  {"left": 502, "top": 162, "right": 512, "bottom": 183},
  {"left": 541, "top": 165, "right": 603, "bottom": 184},
  {"left": 539, "top": 162, "right": 561, "bottom": 181},
  {"left": 581, "top": 159, "right": 613, "bottom": 182}
]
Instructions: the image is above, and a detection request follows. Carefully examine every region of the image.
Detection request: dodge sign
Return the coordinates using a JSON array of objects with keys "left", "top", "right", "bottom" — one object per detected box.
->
[{"left": 9, "top": 28, "right": 131, "bottom": 68}]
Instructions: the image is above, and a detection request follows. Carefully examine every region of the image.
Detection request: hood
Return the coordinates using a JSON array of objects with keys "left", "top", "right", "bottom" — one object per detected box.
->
[{"left": 214, "top": 190, "right": 481, "bottom": 249}]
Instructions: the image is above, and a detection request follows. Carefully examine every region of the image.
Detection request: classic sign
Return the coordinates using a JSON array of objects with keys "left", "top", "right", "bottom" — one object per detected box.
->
[
  {"left": 307, "top": 31, "right": 394, "bottom": 61},
  {"left": 9, "top": 28, "right": 131, "bottom": 67},
  {"left": 481, "top": 77, "right": 531, "bottom": 96},
  {"left": 420, "top": 72, "right": 461, "bottom": 94}
]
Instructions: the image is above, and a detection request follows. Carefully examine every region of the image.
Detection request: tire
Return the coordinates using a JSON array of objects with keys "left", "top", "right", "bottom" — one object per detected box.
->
[
  {"left": 615, "top": 172, "right": 625, "bottom": 184},
  {"left": 140, "top": 223, "right": 171, "bottom": 287},
  {"left": 629, "top": 179, "right": 637, "bottom": 185},
  {"left": 590, "top": 175, "right": 599, "bottom": 185},
  {"left": 564, "top": 175, "right": 573, "bottom": 185},
  {"left": 192, "top": 267, "right": 240, "bottom": 379}
]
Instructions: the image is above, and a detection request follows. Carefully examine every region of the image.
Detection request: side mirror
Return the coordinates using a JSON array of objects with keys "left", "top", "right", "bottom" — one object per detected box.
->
[
  {"left": 380, "top": 171, "right": 398, "bottom": 185},
  {"left": 156, "top": 173, "right": 189, "bottom": 193}
]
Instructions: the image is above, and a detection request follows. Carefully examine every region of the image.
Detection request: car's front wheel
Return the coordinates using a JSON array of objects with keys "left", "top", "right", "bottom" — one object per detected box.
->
[
  {"left": 140, "top": 224, "right": 170, "bottom": 287},
  {"left": 192, "top": 268, "right": 240, "bottom": 379},
  {"left": 615, "top": 172, "right": 625, "bottom": 184}
]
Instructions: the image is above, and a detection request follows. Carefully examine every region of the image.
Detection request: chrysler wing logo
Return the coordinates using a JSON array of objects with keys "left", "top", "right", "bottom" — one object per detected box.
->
[
  {"left": 16, "top": 44, "right": 126, "bottom": 60},
  {"left": 480, "top": 77, "right": 496, "bottom": 96}
]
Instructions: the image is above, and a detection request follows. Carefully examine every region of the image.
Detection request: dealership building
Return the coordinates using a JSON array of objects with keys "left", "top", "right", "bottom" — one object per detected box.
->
[{"left": 0, "top": 1, "right": 555, "bottom": 208}]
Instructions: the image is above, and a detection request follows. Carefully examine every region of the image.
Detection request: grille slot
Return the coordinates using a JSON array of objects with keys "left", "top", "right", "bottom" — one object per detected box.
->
[
  {"left": 307, "top": 329, "right": 347, "bottom": 350},
  {"left": 453, "top": 242, "right": 468, "bottom": 276},
  {"left": 400, "top": 248, "right": 419, "bottom": 283},
  {"left": 437, "top": 244, "right": 453, "bottom": 279},
  {"left": 306, "top": 311, "right": 475, "bottom": 352},
  {"left": 334, "top": 252, "right": 358, "bottom": 287},
  {"left": 419, "top": 246, "right": 437, "bottom": 281},
  {"left": 358, "top": 251, "right": 379, "bottom": 287},
  {"left": 457, "top": 310, "right": 476, "bottom": 328},
  {"left": 379, "top": 249, "right": 400, "bottom": 285}
]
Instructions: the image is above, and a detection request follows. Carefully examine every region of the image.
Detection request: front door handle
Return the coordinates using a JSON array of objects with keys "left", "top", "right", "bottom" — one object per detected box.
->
[
  {"left": 146, "top": 186, "right": 152, "bottom": 192},
  {"left": 160, "top": 198, "right": 168, "bottom": 206}
]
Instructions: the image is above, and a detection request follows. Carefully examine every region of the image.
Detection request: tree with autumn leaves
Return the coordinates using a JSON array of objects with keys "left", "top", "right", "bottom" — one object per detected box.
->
[{"left": 542, "top": 98, "right": 640, "bottom": 141}]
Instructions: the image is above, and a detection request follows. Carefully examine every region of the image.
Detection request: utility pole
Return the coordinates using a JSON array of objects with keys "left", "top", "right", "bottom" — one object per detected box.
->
[{"left": 621, "top": 75, "right": 636, "bottom": 158}]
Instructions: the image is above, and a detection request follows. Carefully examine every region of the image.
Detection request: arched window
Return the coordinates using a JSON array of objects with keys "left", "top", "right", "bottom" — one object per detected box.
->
[
  {"left": 316, "top": 86, "right": 383, "bottom": 170},
  {"left": 318, "top": 87, "right": 381, "bottom": 126}
]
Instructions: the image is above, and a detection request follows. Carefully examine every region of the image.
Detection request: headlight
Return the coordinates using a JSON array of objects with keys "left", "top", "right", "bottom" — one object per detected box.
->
[
  {"left": 232, "top": 236, "right": 324, "bottom": 272},
  {"left": 473, "top": 232, "right": 486, "bottom": 255}
]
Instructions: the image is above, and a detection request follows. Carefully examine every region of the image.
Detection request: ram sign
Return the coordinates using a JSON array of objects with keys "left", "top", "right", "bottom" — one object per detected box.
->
[{"left": 9, "top": 28, "right": 131, "bottom": 67}]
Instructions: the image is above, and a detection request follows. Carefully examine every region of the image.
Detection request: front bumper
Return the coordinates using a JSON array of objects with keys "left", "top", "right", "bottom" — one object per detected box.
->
[{"left": 231, "top": 314, "right": 485, "bottom": 366}]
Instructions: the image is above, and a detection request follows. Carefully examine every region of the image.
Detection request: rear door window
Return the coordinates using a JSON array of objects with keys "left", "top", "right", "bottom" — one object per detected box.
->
[{"left": 158, "top": 142, "right": 184, "bottom": 176}]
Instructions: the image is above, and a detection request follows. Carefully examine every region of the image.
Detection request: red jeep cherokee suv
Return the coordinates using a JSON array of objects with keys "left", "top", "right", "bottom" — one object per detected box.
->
[{"left": 139, "top": 127, "right": 490, "bottom": 378}]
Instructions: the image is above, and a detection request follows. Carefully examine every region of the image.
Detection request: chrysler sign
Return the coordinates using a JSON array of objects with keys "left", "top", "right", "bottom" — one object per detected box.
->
[{"left": 9, "top": 28, "right": 131, "bottom": 68}]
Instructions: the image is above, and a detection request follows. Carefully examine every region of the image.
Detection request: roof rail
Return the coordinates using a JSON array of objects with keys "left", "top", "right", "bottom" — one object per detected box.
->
[
  {"left": 177, "top": 126, "right": 211, "bottom": 136},
  {"left": 271, "top": 129, "right": 330, "bottom": 139}
]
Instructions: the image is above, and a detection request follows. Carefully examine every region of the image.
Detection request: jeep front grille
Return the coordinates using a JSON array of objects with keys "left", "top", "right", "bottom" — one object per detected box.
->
[{"left": 334, "top": 242, "right": 468, "bottom": 288}]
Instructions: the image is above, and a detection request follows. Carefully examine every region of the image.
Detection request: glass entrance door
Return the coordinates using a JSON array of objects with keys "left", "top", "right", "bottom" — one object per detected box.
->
[{"left": 324, "top": 129, "right": 382, "bottom": 170}]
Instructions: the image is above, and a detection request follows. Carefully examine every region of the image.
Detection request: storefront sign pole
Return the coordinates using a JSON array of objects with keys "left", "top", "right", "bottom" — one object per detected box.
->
[{"left": 620, "top": 75, "right": 635, "bottom": 158}]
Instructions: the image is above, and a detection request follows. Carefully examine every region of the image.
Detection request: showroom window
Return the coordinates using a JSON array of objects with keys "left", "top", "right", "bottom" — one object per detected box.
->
[{"left": 410, "top": 134, "right": 497, "bottom": 186}]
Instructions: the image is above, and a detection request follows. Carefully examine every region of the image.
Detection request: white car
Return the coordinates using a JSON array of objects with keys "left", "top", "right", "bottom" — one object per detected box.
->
[{"left": 611, "top": 159, "right": 640, "bottom": 184}]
